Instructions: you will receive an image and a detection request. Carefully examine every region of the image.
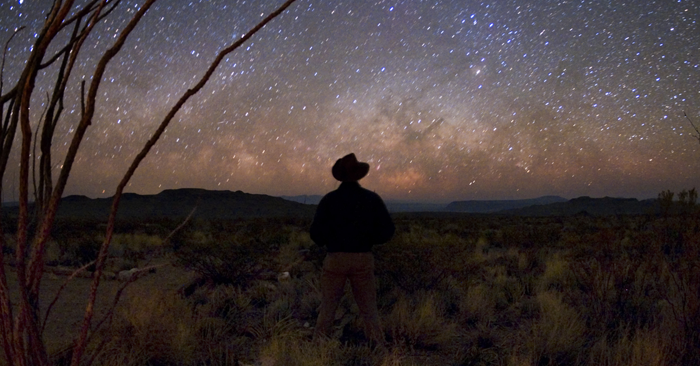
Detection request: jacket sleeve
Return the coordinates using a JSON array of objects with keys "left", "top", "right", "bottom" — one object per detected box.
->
[
  {"left": 309, "top": 197, "right": 330, "bottom": 247},
  {"left": 369, "top": 195, "right": 395, "bottom": 244}
]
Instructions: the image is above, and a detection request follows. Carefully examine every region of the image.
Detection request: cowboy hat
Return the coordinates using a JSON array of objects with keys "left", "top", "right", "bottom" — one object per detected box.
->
[{"left": 332, "top": 153, "right": 370, "bottom": 182}]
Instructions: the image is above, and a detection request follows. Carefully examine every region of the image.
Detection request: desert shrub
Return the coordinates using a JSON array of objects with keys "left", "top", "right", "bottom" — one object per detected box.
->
[
  {"left": 275, "top": 231, "right": 316, "bottom": 276},
  {"left": 93, "top": 289, "right": 255, "bottom": 366},
  {"left": 518, "top": 291, "right": 586, "bottom": 366},
  {"left": 2, "top": 234, "right": 14, "bottom": 256},
  {"left": 459, "top": 283, "right": 497, "bottom": 327},
  {"left": 655, "top": 234, "right": 700, "bottom": 365},
  {"left": 374, "top": 225, "right": 473, "bottom": 294},
  {"left": 175, "top": 233, "right": 275, "bottom": 288},
  {"left": 303, "top": 288, "right": 324, "bottom": 322},
  {"left": 175, "top": 218, "right": 321, "bottom": 286},
  {"left": 538, "top": 252, "right": 575, "bottom": 292},
  {"left": 192, "top": 285, "right": 254, "bottom": 330},
  {"left": 39, "top": 211, "right": 700, "bottom": 365},
  {"left": 259, "top": 338, "right": 341, "bottom": 366},
  {"left": 93, "top": 291, "right": 200, "bottom": 366},
  {"left": 51, "top": 234, "right": 101, "bottom": 267},
  {"left": 258, "top": 337, "right": 409, "bottom": 366},
  {"left": 587, "top": 326, "right": 670, "bottom": 366},
  {"left": 569, "top": 256, "right": 655, "bottom": 336},
  {"left": 43, "top": 240, "right": 61, "bottom": 266},
  {"left": 274, "top": 276, "right": 321, "bottom": 321},
  {"left": 481, "top": 228, "right": 502, "bottom": 248},
  {"left": 385, "top": 291, "right": 459, "bottom": 350},
  {"left": 458, "top": 346, "right": 502, "bottom": 366},
  {"left": 247, "top": 304, "right": 304, "bottom": 342},
  {"left": 501, "top": 222, "right": 562, "bottom": 249},
  {"left": 560, "top": 224, "right": 658, "bottom": 337},
  {"left": 108, "top": 233, "right": 164, "bottom": 261}
]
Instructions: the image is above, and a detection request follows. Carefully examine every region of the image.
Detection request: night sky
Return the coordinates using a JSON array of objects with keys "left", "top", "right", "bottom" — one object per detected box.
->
[{"left": 1, "top": 0, "right": 699, "bottom": 203}]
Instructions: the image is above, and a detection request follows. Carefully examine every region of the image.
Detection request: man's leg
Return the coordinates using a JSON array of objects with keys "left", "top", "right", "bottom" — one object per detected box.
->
[
  {"left": 348, "top": 254, "right": 385, "bottom": 346},
  {"left": 314, "top": 254, "right": 348, "bottom": 339}
]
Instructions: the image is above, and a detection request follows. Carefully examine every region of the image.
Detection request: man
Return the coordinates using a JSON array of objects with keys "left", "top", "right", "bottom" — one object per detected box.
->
[{"left": 310, "top": 153, "right": 395, "bottom": 345}]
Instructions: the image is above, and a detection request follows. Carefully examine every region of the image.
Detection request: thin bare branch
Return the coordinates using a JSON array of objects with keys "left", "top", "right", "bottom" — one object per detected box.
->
[
  {"left": 61, "top": 0, "right": 101, "bottom": 28},
  {"left": 11, "top": 3, "right": 82, "bottom": 364},
  {"left": 40, "top": 260, "right": 97, "bottom": 335},
  {"left": 0, "top": 97, "right": 17, "bottom": 170},
  {"left": 40, "top": 0, "right": 122, "bottom": 69},
  {"left": 83, "top": 262, "right": 168, "bottom": 366},
  {"left": 1, "top": 26, "right": 26, "bottom": 98},
  {"left": 28, "top": 0, "right": 109, "bottom": 298},
  {"left": 39, "top": 40, "right": 74, "bottom": 70},
  {"left": 32, "top": 93, "right": 49, "bottom": 216},
  {"left": 65, "top": 1, "right": 157, "bottom": 363},
  {"left": 684, "top": 111, "right": 700, "bottom": 144},
  {"left": 161, "top": 205, "right": 197, "bottom": 245},
  {"left": 71, "top": 2, "right": 298, "bottom": 365},
  {"left": 0, "top": 86, "right": 16, "bottom": 105},
  {"left": 0, "top": 214, "right": 15, "bottom": 366},
  {"left": 39, "top": 13, "right": 87, "bottom": 213},
  {"left": 80, "top": 80, "right": 85, "bottom": 116},
  {"left": 94, "top": 263, "right": 168, "bottom": 328}
]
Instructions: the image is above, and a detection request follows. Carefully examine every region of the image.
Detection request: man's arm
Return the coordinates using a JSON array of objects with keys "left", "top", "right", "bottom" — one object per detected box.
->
[
  {"left": 369, "top": 194, "right": 395, "bottom": 244},
  {"left": 309, "top": 197, "right": 331, "bottom": 246}
]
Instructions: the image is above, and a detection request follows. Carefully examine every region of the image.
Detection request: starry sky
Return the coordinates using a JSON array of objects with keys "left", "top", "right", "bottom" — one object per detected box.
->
[{"left": 0, "top": 0, "right": 699, "bottom": 203}]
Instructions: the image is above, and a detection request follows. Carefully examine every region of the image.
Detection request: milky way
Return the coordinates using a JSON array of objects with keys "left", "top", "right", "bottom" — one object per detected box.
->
[{"left": 1, "top": 0, "right": 698, "bottom": 202}]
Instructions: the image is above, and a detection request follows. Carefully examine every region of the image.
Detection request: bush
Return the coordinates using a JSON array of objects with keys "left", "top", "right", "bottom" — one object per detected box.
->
[
  {"left": 42, "top": 210, "right": 700, "bottom": 365},
  {"left": 385, "top": 291, "right": 459, "bottom": 350},
  {"left": 109, "top": 233, "right": 164, "bottom": 261},
  {"left": 518, "top": 291, "right": 586, "bottom": 365},
  {"left": 175, "top": 235, "right": 273, "bottom": 287},
  {"left": 375, "top": 225, "right": 473, "bottom": 294}
]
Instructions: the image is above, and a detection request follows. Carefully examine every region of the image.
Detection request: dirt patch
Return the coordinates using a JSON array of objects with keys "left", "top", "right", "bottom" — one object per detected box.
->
[{"left": 4, "top": 261, "right": 195, "bottom": 353}]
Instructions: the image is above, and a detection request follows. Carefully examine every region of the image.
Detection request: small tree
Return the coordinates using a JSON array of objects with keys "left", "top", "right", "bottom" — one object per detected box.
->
[{"left": 0, "top": 1, "right": 298, "bottom": 365}]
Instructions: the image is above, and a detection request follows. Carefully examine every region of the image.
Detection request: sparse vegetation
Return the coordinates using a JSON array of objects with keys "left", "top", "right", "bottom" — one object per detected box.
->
[
  {"left": 4, "top": 189, "right": 696, "bottom": 365},
  {"left": 0, "top": 1, "right": 298, "bottom": 364}
]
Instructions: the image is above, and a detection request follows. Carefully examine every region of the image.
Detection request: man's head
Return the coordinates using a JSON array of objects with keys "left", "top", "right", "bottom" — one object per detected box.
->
[{"left": 332, "top": 153, "right": 369, "bottom": 182}]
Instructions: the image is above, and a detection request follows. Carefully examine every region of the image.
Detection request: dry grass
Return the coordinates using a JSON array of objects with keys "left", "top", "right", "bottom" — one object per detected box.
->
[
  {"left": 385, "top": 291, "right": 459, "bottom": 350},
  {"left": 3, "top": 212, "right": 699, "bottom": 366}
]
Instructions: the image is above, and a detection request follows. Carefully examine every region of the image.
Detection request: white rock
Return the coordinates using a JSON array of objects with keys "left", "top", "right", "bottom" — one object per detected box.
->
[{"left": 277, "top": 271, "right": 290, "bottom": 281}]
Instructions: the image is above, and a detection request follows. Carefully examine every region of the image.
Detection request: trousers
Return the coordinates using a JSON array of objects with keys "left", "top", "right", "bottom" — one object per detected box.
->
[{"left": 314, "top": 252, "right": 384, "bottom": 344}]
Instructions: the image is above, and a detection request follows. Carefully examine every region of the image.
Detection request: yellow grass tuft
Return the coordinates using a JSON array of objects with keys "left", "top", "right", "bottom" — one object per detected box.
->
[
  {"left": 386, "top": 291, "right": 458, "bottom": 350},
  {"left": 518, "top": 291, "right": 586, "bottom": 365}
]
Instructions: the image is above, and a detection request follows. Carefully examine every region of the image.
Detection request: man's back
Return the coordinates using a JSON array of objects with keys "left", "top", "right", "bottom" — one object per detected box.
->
[{"left": 310, "top": 181, "right": 394, "bottom": 253}]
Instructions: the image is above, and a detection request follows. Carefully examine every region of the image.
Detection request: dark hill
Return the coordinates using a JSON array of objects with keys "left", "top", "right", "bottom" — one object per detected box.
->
[
  {"left": 48, "top": 188, "right": 316, "bottom": 220},
  {"left": 280, "top": 194, "right": 323, "bottom": 205}
]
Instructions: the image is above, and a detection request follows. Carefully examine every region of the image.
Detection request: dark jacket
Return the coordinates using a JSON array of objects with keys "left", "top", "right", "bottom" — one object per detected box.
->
[{"left": 310, "top": 181, "right": 395, "bottom": 253}]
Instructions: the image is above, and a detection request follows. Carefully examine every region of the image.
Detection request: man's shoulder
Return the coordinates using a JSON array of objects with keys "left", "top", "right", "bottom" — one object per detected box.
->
[
  {"left": 318, "top": 189, "right": 345, "bottom": 205},
  {"left": 358, "top": 186, "right": 382, "bottom": 200},
  {"left": 323, "top": 183, "right": 384, "bottom": 203}
]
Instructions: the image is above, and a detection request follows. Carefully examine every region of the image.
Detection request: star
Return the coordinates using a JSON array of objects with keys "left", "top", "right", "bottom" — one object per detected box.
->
[{"left": 0, "top": 0, "right": 698, "bottom": 202}]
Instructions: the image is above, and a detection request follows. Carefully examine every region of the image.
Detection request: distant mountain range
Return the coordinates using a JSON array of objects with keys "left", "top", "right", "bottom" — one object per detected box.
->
[
  {"left": 28, "top": 189, "right": 315, "bottom": 220},
  {"left": 221, "top": 192, "right": 662, "bottom": 216},
  {"left": 2, "top": 189, "right": 665, "bottom": 220},
  {"left": 280, "top": 195, "right": 446, "bottom": 213},
  {"left": 445, "top": 196, "right": 568, "bottom": 213},
  {"left": 499, "top": 196, "right": 659, "bottom": 216},
  {"left": 446, "top": 195, "right": 660, "bottom": 216}
]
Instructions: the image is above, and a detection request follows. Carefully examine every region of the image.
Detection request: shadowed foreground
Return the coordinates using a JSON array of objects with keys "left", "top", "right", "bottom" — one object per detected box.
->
[{"left": 2, "top": 211, "right": 698, "bottom": 365}]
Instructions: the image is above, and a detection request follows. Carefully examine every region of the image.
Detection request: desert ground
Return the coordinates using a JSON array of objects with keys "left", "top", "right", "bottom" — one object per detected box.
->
[{"left": 2, "top": 210, "right": 699, "bottom": 366}]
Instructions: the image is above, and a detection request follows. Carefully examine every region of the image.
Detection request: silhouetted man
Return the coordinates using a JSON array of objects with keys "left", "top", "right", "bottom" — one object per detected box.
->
[{"left": 310, "top": 153, "right": 395, "bottom": 345}]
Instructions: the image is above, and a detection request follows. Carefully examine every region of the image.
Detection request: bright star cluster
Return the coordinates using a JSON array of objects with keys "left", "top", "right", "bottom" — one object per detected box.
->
[{"left": 1, "top": 0, "right": 698, "bottom": 202}]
